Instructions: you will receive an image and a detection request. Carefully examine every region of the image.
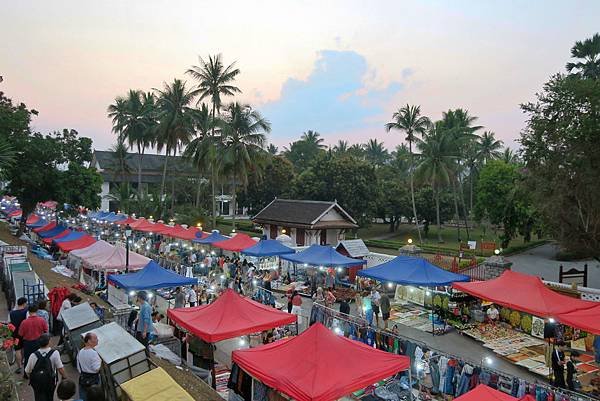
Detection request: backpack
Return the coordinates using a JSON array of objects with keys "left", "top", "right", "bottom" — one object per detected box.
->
[{"left": 29, "top": 350, "right": 56, "bottom": 389}]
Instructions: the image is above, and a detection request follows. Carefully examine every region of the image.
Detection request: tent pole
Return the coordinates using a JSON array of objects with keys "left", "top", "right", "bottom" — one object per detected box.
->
[{"left": 408, "top": 367, "right": 414, "bottom": 401}]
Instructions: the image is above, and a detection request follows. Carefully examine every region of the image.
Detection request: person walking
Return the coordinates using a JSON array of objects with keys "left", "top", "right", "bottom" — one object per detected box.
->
[
  {"left": 57, "top": 379, "right": 82, "bottom": 401},
  {"left": 380, "top": 292, "right": 391, "bottom": 329},
  {"left": 36, "top": 299, "right": 50, "bottom": 328},
  {"left": 552, "top": 342, "right": 566, "bottom": 388},
  {"left": 174, "top": 287, "right": 185, "bottom": 309},
  {"left": 339, "top": 298, "right": 350, "bottom": 315},
  {"left": 77, "top": 333, "right": 101, "bottom": 401},
  {"left": 25, "top": 333, "right": 66, "bottom": 401},
  {"left": 370, "top": 288, "right": 381, "bottom": 327},
  {"left": 9, "top": 297, "right": 28, "bottom": 373},
  {"left": 135, "top": 291, "right": 153, "bottom": 348},
  {"left": 187, "top": 286, "right": 198, "bottom": 307},
  {"left": 19, "top": 304, "right": 48, "bottom": 370}
]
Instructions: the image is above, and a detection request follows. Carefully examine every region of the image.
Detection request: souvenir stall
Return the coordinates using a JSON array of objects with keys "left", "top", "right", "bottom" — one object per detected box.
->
[
  {"left": 56, "top": 233, "right": 97, "bottom": 252},
  {"left": 213, "top": 233, "right": 258, "bottom": 257},
  {"left": 231, "top": 322, "right": 411, "bottom": 401},
  {"left": 279, "top": 244, "right": 367, "bottom": 300},
  {"left": 192, "top": 231, "right": 230, "bottom": 274},
  {"left": 120, "top": 367, "right": 194, "bottom": 401},
  {"left": 454, "top": 384, "right": 517, "bottom": 401},
  {"left": 61, "top": 302, "right": 102, "bottom": 363},
  {"left": 107, "top": 260, "right": 197, "bottom": 311},
  {"left": 167, "top": 289, "right": 297, "bottom": 398},
  {"left": 81, "top": 245, "right": 150, "bottom": 289},
  {"left": 357, "top": 255, "right": 470, "bottom": 335},
  {"left": 85, "top": 322, "right": 152, "bottom": 401},
  {"left": 241, "top": 239, "right": 295, "bottom": 271},
  {"left": 453, "top": 271, "right": 599, "bottom": 385}
]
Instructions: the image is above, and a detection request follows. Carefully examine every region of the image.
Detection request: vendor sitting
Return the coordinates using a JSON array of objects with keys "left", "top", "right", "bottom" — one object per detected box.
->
[{"left": 486, "top": 304, "right": 499, "bottom": 324}]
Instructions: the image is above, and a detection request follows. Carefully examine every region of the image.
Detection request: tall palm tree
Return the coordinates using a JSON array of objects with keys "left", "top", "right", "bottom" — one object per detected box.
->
[
  {"left": 184, "top": 104, "right": 215, "bottom": 207},
  {"left": 385, "top": 104, "right": 430, "bottom": 244},
  {"left": 107, "top": 97, "right": 128, "bottom": 138},
  {"left": 267, "top": 144, "right": 278, "bottom": 155},
  {"left": 0, "top": 137, "right": 15, "bottom": 178},
  {"left": 477, "top": 131, "right": 503, "bottom": 165},
  {"left": 218, "top": 103, "right": 271, "bottom": 229},
  {"left": 333, "top": 140, "right": 349, "bottom": 154},
  {"left": 415, "top": 122, "right": 455, "bottom": 243},
  {"left": 154, "top": 79, "right": 196, "bottom": 216},
  {"left": 566, "top": 33, "right": 600, "bottom": 79},
  {"left": 364, "top": 138, "right": 389, "bottom": 167},
  {"left": 301, "top": 130, "right": 326, "bottom": 148},
  {"left": 347, "top": 143, "right": 366, "bottom": 159},
  {"left": 187, "top": 54, "right": 241, "bottom": 228},
  {"left": 501, "top": 148, "right": 519, "bottom": 164},
  {"left": 109, "top": 138, "right": 130, "bottom": 184}
]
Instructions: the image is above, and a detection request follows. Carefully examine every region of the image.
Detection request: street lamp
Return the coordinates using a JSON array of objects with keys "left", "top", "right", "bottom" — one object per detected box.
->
[{"left": 125, "top": 224, "right": 132, "bottom": 273}]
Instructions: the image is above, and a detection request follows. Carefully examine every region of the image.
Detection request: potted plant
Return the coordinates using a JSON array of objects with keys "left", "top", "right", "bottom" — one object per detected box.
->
[{"left": 0, "top": 322, "right": 19, "bottom": 401}]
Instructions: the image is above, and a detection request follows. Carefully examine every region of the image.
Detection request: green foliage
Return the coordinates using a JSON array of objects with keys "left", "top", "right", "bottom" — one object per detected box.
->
[
  {"left": 58, "top": 163, "right": 102, "bottom": 210},
  {"left": 282, "top": 134, "right": 327, "bottom": 171},
  {"left": 520, "top": 73, "right": 600, "bottom": 258}
]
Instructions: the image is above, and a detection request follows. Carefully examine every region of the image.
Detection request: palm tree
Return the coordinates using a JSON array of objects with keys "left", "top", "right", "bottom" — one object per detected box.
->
[
  {"left": 415, "top": 122, "right": 455, "bottom": 243},
  {"left": 187, "top": 54, "right": 241, "bottom": 228},
  {"left": 501, "top": 148, "right": 519, "bottom": 164},
  {"left": 364, "top": 138, "right": 389, "bottom": 167},
  {"left": 566, "top": 33, "right": 600, "bottom": 79},
  {"left": 333, "top": 140, "right": 349, "bottom": 154},
  {"left": 107, "top": 97, "right": 128, "bottom": 138},
  {"left": 347, "top": 143, "right": 366, "bottom": 159},
  {"left": 267, "top": 144, "right": 278, "bottom": 155},
  {"left": 218, "top": 103, "right": 271, "bottom": 229},
  {"left": 477, "top": 131, "right": 503, "bottom": 165},
  {"left": 385, "top": 104, "right": 430, "bottom": 243},
  {"left": 301, "top": 130, "right": 326, "bottom": 148},
  {"left": 154, "top": 79, "right": 196, "bottom": 216},
  {"left": 0, "top": 137, "right": 15, "bottom": 178},
  {"left": 184, "top": 104, "right": 215, "bottom": 207},
  {"left": 109, "top": 138, "right": 130, "bottom": 184}
]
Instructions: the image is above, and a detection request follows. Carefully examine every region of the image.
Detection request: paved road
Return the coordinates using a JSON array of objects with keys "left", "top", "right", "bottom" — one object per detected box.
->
[{"left": 509, "top": 243, "right": 600, "bottom": 289}]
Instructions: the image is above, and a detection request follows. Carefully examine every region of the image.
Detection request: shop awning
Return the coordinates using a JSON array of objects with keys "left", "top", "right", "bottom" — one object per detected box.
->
[
  {"left": 454, "top": 384, "right": 517, "bottom": 401},
  {"left": 168, "top": 289, "right": 296, "bottom": 342},
  {"left": 85, "top": 246, "right": 150, "bottom": 271},
  {"left": 452, "top": 270, "right": 597, "bottom": 318},
  {"left": 357, "top": 255, "right": 470, "bottom": 286},
  {"left": 108, "top": 260, "right": 196, "bottom": 290},
  {"left": 70, "top": 240, "right": 115, "bottom": 259},
  {"left": 280, "top": 244, "right": 366, "bottom": 267},
  {"left": 129, "top": 218, "right": 153, "bottom": 230},
  {"left": 38, "top": 225, "right": 68, "bottom": 238},
  {"left": 26, "top": 214, "right": 40, "bottom": 226},
  {"left": 28, "top": 218, "right": 48, "bottom": 229},
  {"left": 8, "top": 209, "right": 22, "bottom": 218},
  {"left": 120, "top": 367, "right": 194, "bottom": 401},
  {"left": 213, "top": 233, "right": 257, "bottom": 252},
  {"left": 232, "top": 323, "right": 410, "bottom": 401},
  {"left": 104, "top": 213, "right": 127, "bottom": 223},
  {"left": 556, "top": 304, "right": 600, "bottom": 335},
  {"left": 33, "top": 221, "right": 57, "bottom": 233},
  {"left": 193, "top": 230, "right": 229, "bottom": 244},
  {"left": 241, "top": 239, "right": 295, "bottom": 257},
  {"left": 57, "top": 234, "right": 97, "bottom": 252},
  {"left": 137, "top": 222, "right": 173, "bottom": 235}
]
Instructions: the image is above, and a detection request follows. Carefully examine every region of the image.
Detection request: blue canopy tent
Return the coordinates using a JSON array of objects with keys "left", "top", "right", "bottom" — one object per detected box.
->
[
  {"left": 38, "top": 225, "right": 68, "bottom": 238},
  {"left": 108, "top": 260, "right": 197, "bottom": 290},
  {"left": 193, "top": 230, "right": 229, "bottom": 244},
  {"left": 104, "top": 213, "right": 127, "bottom": 223},
  {"left": 241, "top": 239, "right": 295, "bottom": 257},
  {"left": 53, "top": 231, "right": 86, "bottom": 244},
  {"left": 280, "top": 244, "right": 366, "bottom": 267},
  {"left": 357, "top": 256, "right": 470, "bottom": 286},
  {"left": 28, "top": 218, "right": 48, "bottom": 229}
]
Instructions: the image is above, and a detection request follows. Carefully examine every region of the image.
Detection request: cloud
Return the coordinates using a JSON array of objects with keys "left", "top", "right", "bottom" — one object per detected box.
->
[{"left": 261, "top": 50, "right": 405, "bottom": 145}]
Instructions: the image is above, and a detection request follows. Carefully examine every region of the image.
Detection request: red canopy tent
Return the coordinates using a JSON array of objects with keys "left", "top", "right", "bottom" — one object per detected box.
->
[
  {"left": 129, "top": 218, "right": 152, "bottom": 230},
  {"left": 454, "top": 385, "right": 517, "bottom": 401},
  {"left": 116, "top": 216, "right": 137, "bottom": 226},
  {"left": 519, "top": 395, "right": 536, "bottom": 401},
  {"left": 213, "top": 233, "right": 257, "bottom": 252},
  {"left": 8, "top": 209, "right": 22, "bottom": 218},
  {"left": 33, "top": 221, "right": 57, "bottom": 233},
  {"left": 168, "top": 289, "right": 296, "bottom": 343},
  {"left": 452, "top": 270, "right": 597, "bottom": 318},
  {"left": 557, "top": 304, "right": 600, "bottom": 335},
  {"left": 42, "top": 230, "right": 71, "bottom": 244},
  {"left": 57, "top": 235, "right": 96, "bottom": 252},
  {"left": 137, "top": 222, "right": 173, "bottom": 234},
  {"left": 232, "top": 323, "right": 410, "bottom": 401},
  {"left": 163, "top": 225, "right": 205, "bottom": 241},
  {"left": 26, "top": 214, "right": 40, "bottom": 225}
]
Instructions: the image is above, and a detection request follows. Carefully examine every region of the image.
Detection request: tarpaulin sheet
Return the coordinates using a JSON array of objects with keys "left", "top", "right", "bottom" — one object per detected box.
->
[
  {"left": 556, "top": 303, "right": 600, "bottom": 335},
  {"left": 57, "top": 234, "right": 96, "bottom": 252},
  {"left": 120, "top": 367, "right": 194, "bottom": 401},
  {"left": 452, "top": 270, "right": 597, "bottom": 318},
  {"left": 357, "top": 255, "right": 470, "bottom": 286},
  {"left": 33, "top": 221, "right": 56, "bottom": 233},
  {"left": 167, "top": 289, "right": 296, "bottom": 343},
  {"left": 232, "top": 323, "right": 410, "bottom": 401}
]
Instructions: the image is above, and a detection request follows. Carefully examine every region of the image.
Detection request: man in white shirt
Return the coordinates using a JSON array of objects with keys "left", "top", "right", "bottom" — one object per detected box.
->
[
  {"left": 487, "top": 304, "right": 499, "bottom": 324},
  {"left": 187, "top": 285, "right": 198, "bottom": 307},
  {"left": 77, "top": 332, "right": 101, "bottom": 400},
  {"left": 25, "top": 333, "right": 66, "bottom": 401}
]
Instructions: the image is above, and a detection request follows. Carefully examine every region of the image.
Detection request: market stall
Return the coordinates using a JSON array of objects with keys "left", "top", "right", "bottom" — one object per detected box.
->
[
  {"left": 454, "top": 384, "right": 517, "bottom": 401},
  {"left": 168, "top": 289, "right": 297, "bottom": 396},
  {"left": 232, "top": 322, "right": 411, "bottom": 401},
  {"left": 213, "top": 233, "right": 257, "bottom": 253},
  {"left": 193, "top": 230, "right": 229, "bottom": 246},
  {"left": 56, "top": 233, "right": 96, "bottom": 252},
  {"left": 241, "top": 239, "right": 295, "bottom": 270},
  {"left": 279, "top": 244, "right": 366, "bottom": 299},
  {"left": 120, "top": 367, "right": 194, "bottom": 401}
]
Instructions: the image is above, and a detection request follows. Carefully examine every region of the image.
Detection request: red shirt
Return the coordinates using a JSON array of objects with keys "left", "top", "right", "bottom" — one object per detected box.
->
[
  {"left": 18, "top": 315, "right": 48, "bottom": 341},
  {"left": 292, "top": 295, "right": 302, "bottom": 306}
]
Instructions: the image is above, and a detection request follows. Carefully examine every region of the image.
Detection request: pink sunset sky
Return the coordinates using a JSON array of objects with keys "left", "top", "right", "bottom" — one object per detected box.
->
[{"left": 3, "top": 0, "right": 599, "bottom": 152}]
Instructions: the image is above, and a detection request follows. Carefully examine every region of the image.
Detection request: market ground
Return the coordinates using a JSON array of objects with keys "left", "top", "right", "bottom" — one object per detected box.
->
[{"left": 0, "top": 224, "right": 221, "bottom": 401}]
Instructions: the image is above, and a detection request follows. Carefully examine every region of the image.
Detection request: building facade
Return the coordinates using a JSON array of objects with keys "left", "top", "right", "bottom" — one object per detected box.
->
[{"left": 252, "top": 199, "right": 358, "bottom": 246}]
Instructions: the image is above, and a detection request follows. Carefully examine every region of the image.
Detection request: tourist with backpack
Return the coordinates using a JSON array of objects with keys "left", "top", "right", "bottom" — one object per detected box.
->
[{"left": 25, "top": 333, "right": 66, "bottom": 401}]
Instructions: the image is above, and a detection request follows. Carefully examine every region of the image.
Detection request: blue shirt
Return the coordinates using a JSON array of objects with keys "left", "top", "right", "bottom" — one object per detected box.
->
[
  {"left": 594, "top": 335, "right": 600, "bottom": 349},
  {"left": 138, "top": 302, "right": 153, "bottom": 335}
]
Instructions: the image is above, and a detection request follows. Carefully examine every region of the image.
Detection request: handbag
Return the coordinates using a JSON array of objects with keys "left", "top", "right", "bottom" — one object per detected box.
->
[{"left": 78, "top": 356, "right": 100, "bottom": 387}]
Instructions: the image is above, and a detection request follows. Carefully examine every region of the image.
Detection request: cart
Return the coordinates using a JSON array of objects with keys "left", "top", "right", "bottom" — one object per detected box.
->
[
  {"left": 85, "top": 322, "right": 152, "bottom": 401},
  {"left": 61, "top": 302, "right": 102, "bottom": 364}
]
